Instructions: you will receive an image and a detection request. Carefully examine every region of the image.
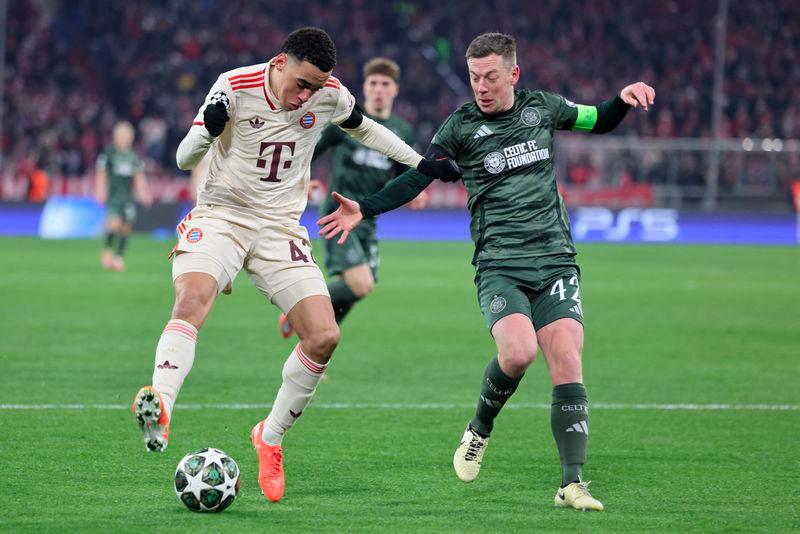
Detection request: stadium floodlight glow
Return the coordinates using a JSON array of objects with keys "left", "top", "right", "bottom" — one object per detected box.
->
[
  {"left": 742, "top": 138, "right": 753, "bottom": 151},
  {"left": 772, "top": 139, "right": 783, "bottom": 152},
  {"left": 761, "top": 139, "right": 772, "bottom": 151}
]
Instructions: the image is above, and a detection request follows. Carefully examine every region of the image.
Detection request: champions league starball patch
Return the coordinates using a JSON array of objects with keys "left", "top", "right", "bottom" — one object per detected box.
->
[
  {"left": 299, "top": 112, "right": 316, "bottom": 129},
  {"left": 186, "top": 228, "right": 204, "bottom": 243},
  {"left": 210, "top": 91, "right": 230, "bottom": 109},
  {"left": 521, "top": 107, "right": 541, "bottom": 126}
]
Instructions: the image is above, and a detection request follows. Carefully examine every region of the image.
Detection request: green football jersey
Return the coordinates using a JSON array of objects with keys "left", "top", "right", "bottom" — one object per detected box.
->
[
  {"left": 96, "top": 149, "right": 141, "bottom": 204},
  {"left": 433, "top": 89, "right": 583, "bottom": 264},
  {"left": 318, "top": 114, "right": 414, "bottom": 229}
]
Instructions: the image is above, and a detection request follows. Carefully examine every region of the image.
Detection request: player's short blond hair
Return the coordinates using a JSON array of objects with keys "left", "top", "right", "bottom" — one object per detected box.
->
[
  {"left": 466, "top": 33, "right": 517, "bottom": 68},
  {"left": 363, "top": 57, "right": 401, "bottom": 83}
]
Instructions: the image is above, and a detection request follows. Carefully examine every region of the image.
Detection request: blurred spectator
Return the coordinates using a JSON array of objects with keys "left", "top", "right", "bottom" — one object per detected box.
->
[{"left": 2, "top": 0, "right": 798, "bottom": 205}]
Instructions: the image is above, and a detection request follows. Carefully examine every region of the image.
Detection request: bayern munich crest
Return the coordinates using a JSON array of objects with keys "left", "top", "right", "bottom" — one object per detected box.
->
[
  {"left": 484, "top": 151, "right": 506, "bottom": 174},
  {"left": 299, "top": 112, "right": 316, "bottom": 129},
  {"left": 186, "top": 228, "right": 203, "bottom": 243}
]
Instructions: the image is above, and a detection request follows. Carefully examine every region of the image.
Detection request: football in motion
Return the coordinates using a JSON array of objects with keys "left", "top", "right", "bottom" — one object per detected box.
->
[{"left": 174, "top": 448, "right": 240, "bottom": 512}]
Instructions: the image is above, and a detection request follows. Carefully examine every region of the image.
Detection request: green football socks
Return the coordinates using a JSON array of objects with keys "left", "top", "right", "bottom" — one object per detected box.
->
[
  {"left": 470, "top": 357, "right": 523, "bottom": 437},
  {"left": 551, "top": 382, "right": 589, "bottom": 486},
  {"left": 327, "top": 279, "right": 361, "bottom": 323}
]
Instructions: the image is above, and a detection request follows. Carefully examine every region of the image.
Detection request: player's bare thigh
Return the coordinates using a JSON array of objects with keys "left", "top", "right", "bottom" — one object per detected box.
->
[
  {"left": 286, "top": 295, "right": 339, "bottom": 364},
  {"left": 536, "top": 317, "right": 584, "bottom": 385},
  {"left": 341, "top": 264, "right": 374, "bottom": 297},
  {"left": 171, "top": 271, "right": 219, "bottom": 330},
  {"left": 106, "top": 215, "right": 124, "bottom": 233},
  {"left": 491, "top": 313, "right": 538, "bottom": 378}
]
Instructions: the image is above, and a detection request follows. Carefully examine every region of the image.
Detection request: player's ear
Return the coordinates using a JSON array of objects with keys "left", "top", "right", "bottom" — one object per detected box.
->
[
  {"left": 274, "top": 53, "right": 288, "bottom": 71},
  {"left": 510, "top": 65, "right": 520, "bottom": 86}
]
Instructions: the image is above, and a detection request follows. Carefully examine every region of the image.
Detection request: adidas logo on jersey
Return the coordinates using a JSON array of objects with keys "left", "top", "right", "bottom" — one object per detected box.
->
[
  {"left": 249, "top": 117, "right": 265, "bottom": 129},
  {"left": 473, "top": 125, "right": 493, "bottom": 139}
]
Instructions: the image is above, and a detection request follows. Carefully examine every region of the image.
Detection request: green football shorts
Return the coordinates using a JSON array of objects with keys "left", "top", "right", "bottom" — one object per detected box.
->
[
  {"left": 475, "top": 254, "right": 583, "bottom": 332},
  {"left": 324, "top": 224, "right": 380, "bottom": 279},
  {"left": 107, "top": 200, "right": 136, "bottom": 225}
]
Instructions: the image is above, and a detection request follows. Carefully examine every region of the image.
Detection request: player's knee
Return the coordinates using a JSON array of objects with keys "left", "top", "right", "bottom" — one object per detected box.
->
[
  {"left": 349, "top": 277, "right": 374, "bottom": 298},
  {"left": 499, "top": 345, "right": 537, "bottom": 377},
  {"left": 172, "top": 282, "right": 215, "bottom": 326},
  {"left": 305, "top": 323, "right": 340, "bottom": 360},
  {"left": 548, "top": 350, "right": 583, "bottom": 384},
  {"left": 344, "top": 270, "right": 374, "bottom": 297}
]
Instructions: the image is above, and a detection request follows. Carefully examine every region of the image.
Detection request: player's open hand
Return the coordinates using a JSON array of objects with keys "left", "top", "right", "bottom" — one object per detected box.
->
[
  {"left": 620, "top": 82, "right": 655, "bottom": 111},
  {"left": 317, "top": 192, "right": 363, "bottom": 244}
]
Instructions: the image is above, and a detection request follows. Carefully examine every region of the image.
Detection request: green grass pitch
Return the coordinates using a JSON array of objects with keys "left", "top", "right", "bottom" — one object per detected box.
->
[{"left": 1, "top": 236, "right": 798, "bottom": 532}]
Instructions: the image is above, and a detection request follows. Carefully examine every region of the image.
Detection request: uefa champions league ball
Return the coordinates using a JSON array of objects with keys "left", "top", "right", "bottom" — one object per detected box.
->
[{"left": 174, "top": 448, "right": 240, "bottom": 512}]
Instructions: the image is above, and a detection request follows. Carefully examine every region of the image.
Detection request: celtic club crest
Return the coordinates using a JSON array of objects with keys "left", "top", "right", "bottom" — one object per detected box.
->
[
  {"left": 521, "top": 107, "right": 541, "bottom": 126},
  {"left": 484, "top": 151, "right": 506, "bottom": 174}
]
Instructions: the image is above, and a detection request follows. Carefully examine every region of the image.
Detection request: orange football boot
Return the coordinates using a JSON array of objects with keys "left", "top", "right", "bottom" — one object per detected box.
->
[
  {"left": 251, "top": 420, "right": 285, "bottom": 502},
  {"left": 278, "top": 313, "right": 293, "bottom": 339},
  {"left": 132, "top": 386, "right": 170, "bottom": 452}
]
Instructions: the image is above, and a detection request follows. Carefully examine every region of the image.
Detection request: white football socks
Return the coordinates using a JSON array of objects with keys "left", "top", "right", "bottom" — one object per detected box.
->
[
  {"left": 262, "top": 344, "right": 327, "bottom": 445},
  {"left": 151, "top": 319, "right": 197, "bottom": 417}
]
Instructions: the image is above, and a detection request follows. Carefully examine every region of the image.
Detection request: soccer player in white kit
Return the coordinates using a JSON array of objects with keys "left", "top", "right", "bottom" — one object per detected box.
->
[{"left": 131, "top": 28, "right": 459, "bottom": 503}]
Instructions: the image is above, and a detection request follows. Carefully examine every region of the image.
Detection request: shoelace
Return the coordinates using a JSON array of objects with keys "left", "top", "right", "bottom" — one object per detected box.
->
[
  {"left": 464, "top": 435, "right": 485, "bottom": 461},
  {"left": 572, "top": 481, "right": 593, "bottom": 497}
]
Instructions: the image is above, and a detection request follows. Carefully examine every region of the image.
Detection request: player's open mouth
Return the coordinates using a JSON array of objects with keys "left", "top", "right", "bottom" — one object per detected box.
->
[{"left": 479, "top": 98, "right": 493, "bottom": 106}]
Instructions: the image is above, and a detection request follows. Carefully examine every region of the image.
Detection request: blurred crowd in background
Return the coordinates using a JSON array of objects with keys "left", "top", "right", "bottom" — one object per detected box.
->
[{"left": 3, "top": 0, "right": 799, "bottom": 208}]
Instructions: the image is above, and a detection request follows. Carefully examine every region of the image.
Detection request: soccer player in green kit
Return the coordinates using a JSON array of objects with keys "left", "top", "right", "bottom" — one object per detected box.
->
[
  {"left": 318, "top": 33, "right": 655, "bottom": 511},
  {"left": 279, "top": 57, "right": 428, "bottom": 336},
  {"left": 95, "top": 121, "right": 152, "bottom": 271}
]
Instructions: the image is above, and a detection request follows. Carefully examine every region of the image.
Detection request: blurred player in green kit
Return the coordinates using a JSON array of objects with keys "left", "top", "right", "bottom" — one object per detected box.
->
[
  {"left": 279, "top": 57, "right": 428, "bottom": 337},
  {"left": 96, "top": 121, "right": 152, "bottom": 271}
]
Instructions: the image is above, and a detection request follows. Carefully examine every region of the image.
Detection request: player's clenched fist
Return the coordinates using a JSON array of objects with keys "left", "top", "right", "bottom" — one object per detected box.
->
[{"left": 203, "top": 91, "right": 230, "bottom": 137}]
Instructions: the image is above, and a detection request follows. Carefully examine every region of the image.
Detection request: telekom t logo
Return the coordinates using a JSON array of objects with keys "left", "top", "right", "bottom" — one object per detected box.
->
[{"left": 257, "top": 141, "right": 296, "bottom": 182}]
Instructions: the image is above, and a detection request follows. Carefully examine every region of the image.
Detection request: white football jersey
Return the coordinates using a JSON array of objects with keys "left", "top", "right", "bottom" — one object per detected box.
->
[{"left": 191, "top": 59, "right": 355, "bottom": 221}]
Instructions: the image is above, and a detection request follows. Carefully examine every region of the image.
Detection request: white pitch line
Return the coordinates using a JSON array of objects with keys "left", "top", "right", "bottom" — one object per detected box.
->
[{"left": 0, "top": 402, "right": 797, "bottom": 411}]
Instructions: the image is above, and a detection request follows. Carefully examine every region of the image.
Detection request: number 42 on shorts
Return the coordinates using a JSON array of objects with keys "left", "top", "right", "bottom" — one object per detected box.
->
[{"left": 549, "top": 276, "right": 583, "bottom": 317}]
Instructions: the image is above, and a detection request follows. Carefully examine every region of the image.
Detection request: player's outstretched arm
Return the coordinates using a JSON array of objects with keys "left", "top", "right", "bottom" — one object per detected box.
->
[
  {"left": 338, "top": 105, "right": 460, "bottom": 182},
  {"left": 317, "top": 166, "right": 435, "bottom": 243},
  {"left": 568, "top": 81, "right": 655, "bottom": 135}
]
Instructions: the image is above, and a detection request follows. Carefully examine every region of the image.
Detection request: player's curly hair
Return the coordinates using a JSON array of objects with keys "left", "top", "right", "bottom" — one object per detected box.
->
[
  {"left": 281, "top": 27, "right": 337, "bottom": 72},
  {"left": 466, "top": 32, "right": 516, "bottom": 67}
]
